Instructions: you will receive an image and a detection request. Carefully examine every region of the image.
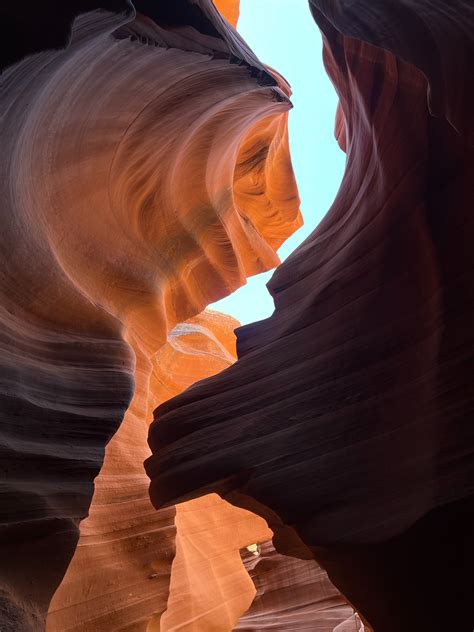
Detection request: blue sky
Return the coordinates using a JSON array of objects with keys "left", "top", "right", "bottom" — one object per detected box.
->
[{"left": 211, "top": 0, "right": 346, "bottom": 324}]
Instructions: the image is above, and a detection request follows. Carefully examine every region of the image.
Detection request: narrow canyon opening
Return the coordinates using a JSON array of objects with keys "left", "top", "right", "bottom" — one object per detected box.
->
[{"left": 212, "top": 0, "right": 346, "bottom": 325}]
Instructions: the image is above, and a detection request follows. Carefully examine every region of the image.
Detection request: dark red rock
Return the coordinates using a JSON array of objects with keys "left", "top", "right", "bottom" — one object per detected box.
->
[{"left": 147, "top": 2, "right": 474, "bottom": 630}]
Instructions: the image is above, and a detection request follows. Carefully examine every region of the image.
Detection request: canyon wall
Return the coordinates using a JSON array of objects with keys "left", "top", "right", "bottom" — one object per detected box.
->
[
  {"left": 147, "top": 2, "right": 474, "bottom": 631},
  {"left": 0, "top": 1, "right": 301, "bottom": 628},
  {"left": 48, "top": 308, "right": 355, "bottom": 632},
  {"left": 236, "top": 542, "right": 360, "bottom": 631},
  {"left": 3, "top": 0, "right": 472, "bottom": 630},
  {"left": 48, "top": 311, "right": 274, "bottom": 632}
]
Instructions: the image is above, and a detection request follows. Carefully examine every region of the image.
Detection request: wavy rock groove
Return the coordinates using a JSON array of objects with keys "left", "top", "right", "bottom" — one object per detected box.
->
[
  {"left": 48, "top": 311, "right": 274, "bottom": 632},
  {"left": 1, "top": 1, "right": 301, "bottom": 628},
  {"left": 147, "top": 2, "right": 474, "bottom": 631}
]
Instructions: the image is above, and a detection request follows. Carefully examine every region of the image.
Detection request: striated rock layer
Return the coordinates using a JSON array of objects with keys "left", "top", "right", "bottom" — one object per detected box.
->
[
  {"left": 163, "top": 493, "right": 271, "bottom": 632},
  {"left": 0, "top": 0, "right": 301, "bottom": 628},
  {"left": 214, "top": 0, "right": 240, "bottom": 28},
  {"left": 236, "top": 541, "right": 359, "bottom": 631},
  {"left": 49, "top": 308, "right": 351, "bottom": 632},
  {"left": 147, "top": 2, "right": 474, "bottom": 631},
  {"left": 48, "top": 311, "right": 273, "bottom": 632}
]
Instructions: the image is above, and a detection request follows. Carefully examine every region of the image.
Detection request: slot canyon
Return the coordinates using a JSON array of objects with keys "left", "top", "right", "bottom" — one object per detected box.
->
[{"left": 0, "top": 1, "right": 472, "bottom": 631}]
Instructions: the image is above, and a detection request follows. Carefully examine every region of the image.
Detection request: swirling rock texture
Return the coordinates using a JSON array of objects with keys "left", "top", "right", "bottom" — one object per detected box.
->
[
  {"left": 147, "top": 2, "right": 474, "bottom": 631},
  {"left": 43, "top": 51, "right": 352, "bottom": 631},
  {"left": 48, "top": 310, "right": 274, "bottom": 632},
  {"left": 0, "top": 0, "right": 301, "bottom": 629},
  {"left": 236, "top": 542, "right": 361, "bottom": 631}
]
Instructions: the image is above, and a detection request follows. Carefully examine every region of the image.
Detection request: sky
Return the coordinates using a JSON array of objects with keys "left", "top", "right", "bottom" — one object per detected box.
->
[{"left": 211, "top": 0, "right": 346, "bottom": 324}]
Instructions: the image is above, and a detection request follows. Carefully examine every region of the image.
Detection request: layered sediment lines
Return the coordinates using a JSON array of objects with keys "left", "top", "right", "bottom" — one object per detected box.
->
[
  {"left": 0, "top": 1, "right": 301, "bottom": 627},
  {"left": 50, "top": 310, "right": 348, "bottom": 632},
  {"left": 236, "top": 542, "right": 359, "bottom": 631},
  {"left": 147, "top": 2, "right": 474, "bottom": 631},
  {"left": 48, "top": 311, "right": 273, "bottom": 632}
]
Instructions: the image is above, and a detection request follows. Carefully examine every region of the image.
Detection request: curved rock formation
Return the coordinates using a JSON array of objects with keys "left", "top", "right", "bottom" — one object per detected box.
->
[
  {"left": 51, "top": 308, "right": 348, "bottom": 632},
  {"left": 48, "top": 311, "right": 273, "bottom": 632},
  {"left": 236, "top": 541, "right": 358, "bottom": 631},
  {"left": 1, "top": 1, "right": 301, "bottom": 628},
  {"left": 147, "top": 2, "right": 474, "bottom": 631},
  {"left": 162, "top": 494, "right": 271, "bottom": 632}
]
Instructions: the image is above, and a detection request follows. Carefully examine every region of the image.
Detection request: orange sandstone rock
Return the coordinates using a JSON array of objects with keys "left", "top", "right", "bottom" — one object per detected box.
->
[
  {"left": 48, "top": 312, "right": 271, "bottom": 632},
  {"left": 0, "top": 0, "right": 301, "bottom": 627},
  {"left": 146, "top": 1, "right": 474, "bottom": 631},
  {"left": 213, "top": 0, "right": 240, "bottom": 28},
  {"left": 161, "top": 495, "right": 271, "bottom": 632}
]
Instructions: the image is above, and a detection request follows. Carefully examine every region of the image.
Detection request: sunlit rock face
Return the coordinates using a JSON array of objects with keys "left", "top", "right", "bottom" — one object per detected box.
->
[
  {"left": 214, "top": 0, "right": 240, "bottom": 28},
  {"left": 48, "top": 311, "right": 273, "bottom": 632},
  {"left": 50, "top": 309, "right": 347, "bottom": 632},
  {"left": 162, "top": 494, "right": 271, "bottom": 632},
  {"left": 147, "top": 1, "right": 474, "bottom": 631},
  {"left": 0, "top": 0, "right": 301, "bottom": 628}
]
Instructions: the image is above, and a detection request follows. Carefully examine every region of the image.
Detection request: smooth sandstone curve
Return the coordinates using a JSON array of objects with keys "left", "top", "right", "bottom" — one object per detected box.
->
[
  {"left": 48, "top": 311, "right": 272, "bottom": 632},
  {"left": 236, "top": 541, "right": 359, "bottom": 631},
  {"left": 147, "top": 2, "right": 474, "bottom": 631},
  {"left": 0, "top": 1, "right": 301, "bottom": 628}
]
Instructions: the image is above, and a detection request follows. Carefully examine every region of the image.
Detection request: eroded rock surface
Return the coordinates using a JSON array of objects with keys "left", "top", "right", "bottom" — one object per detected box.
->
[
  {"left": 147, "top": 2, "right": 474, "bottom": 631},
  {"left": 236, "top": 541, "right": 357, "bottom": 631},
  {"left": 0, "top": 0, "right": 300, "bottom": 627}
]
